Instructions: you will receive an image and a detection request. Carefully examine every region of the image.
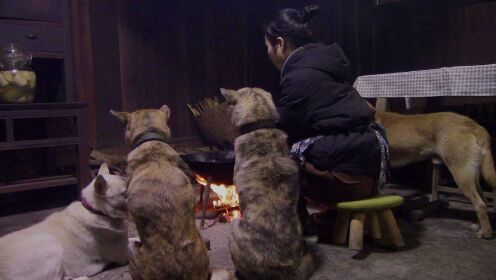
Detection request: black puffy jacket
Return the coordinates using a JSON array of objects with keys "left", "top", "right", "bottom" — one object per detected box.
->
[{"left": 277, "top": 43, "right": 381, "bottom": 177}]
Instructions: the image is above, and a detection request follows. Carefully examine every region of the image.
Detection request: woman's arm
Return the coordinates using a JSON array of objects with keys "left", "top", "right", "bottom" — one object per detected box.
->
[{"left": 277, "top": 70, "right": 316, "bottom": 139}]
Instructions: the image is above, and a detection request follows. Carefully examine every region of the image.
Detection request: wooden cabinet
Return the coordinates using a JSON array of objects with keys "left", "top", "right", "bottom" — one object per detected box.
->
[
  {"left": 0, "top": 0, "right": 64, "bottom": 22},
  {"left": 0, "top": 0, "right": 73, "bottom": 102},
  {"left": 0, "top": 2, "right": 85, "bottom": 212},
  {"left": 0, "top": 21, "right": 65, "bottom": 53},
  {"left": 0, "top": 103, "right": 90, "bottom": 196}
]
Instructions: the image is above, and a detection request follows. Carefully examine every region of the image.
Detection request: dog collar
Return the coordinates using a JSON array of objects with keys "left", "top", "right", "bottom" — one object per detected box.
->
[
  {"left": 239, "top": 119, "right": 277, "bottom": 135},
  {"left": 81, "top": 196, "right": 109, "bottom": 218},
  {"left": 132, "top": 131, "right": 168, "bottom": 150}
]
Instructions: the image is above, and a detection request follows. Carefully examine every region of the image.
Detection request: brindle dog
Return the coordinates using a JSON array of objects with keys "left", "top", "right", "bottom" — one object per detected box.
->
[
  {"left": 221, "top": 87, "right": 314, "bottom": 280},
  {"left": 111, "top": 105, "right": 210, "bottom": 280}
]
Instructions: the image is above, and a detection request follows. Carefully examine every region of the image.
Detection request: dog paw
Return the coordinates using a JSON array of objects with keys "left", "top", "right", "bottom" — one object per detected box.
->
[
  {"left": 211, "top": 269, "right": 235, "bottom": 280},
  {"left": 476, "top": 229, "right": 493, "bottom": 239},
  {"left": 128, "top": 237, "right": 141, "bottom": 254},
  {"left": 470, "top": 223, "right": 481, "bottom": 232},
  {"left": 470, "top": 224, "right": 492, "bottom": 239},
  {"left": 128, "top": 237, "right": 141, "bottom": 243}
]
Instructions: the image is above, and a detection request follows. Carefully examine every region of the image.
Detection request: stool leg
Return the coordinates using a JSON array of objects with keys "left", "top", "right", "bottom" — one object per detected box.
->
[
  {"left": 349, "top": 212, "right": 366, "bottom": 250},
  {"left": 369, "top": 211, "right": 382, "bottom": 240},
  {"left": 334, "top": 211, "right": 350, "bottom": 244},
  {"left": 379, "top": 209, "right": 405, "bottom": 248}
]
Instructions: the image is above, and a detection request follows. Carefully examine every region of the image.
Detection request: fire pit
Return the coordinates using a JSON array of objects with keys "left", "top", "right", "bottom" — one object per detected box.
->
[
  {"left": 181, "top": 150, "right": 239, "bottom": 227},
  {"left": 181, "top": 150, "right": 235, "bottom": 184}
]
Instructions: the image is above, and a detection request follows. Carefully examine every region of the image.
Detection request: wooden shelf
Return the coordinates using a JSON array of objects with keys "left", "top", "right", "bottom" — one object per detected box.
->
[
  {"left": 0, "top": 103, "right": 90, "bottom": 196},
  {"left": 0, "top": 103, "right": 85, "bottom": 111},
  {"left": 0, "top": 137, "right": 80, "bottom": 151},
  {"left": 0, "top": 1, "right": 84, "bottom": 212},
  {"left": 0, "top": 175, "right": 78, "bottom": 194}
]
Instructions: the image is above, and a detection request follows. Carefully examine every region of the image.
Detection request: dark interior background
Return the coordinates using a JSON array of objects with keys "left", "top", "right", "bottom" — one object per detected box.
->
[
  {"left": 1, "top": 0, "right": 496, "bottom": 215},
  {"left": 73, "top": 0, "right": 496, "bottom": 148},
  {"left": 2, "top": 0, "right": 496, "bottom": 215}
]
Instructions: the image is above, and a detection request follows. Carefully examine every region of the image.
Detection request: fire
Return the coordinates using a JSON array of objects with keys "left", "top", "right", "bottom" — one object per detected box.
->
[{"left": 195, "top": 174, "right": 241, "bottom": 222}]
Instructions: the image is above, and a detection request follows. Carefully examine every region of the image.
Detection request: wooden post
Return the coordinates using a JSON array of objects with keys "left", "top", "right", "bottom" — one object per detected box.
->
[
  {"left": 431, "top": 157, "right": 442, "bottom": 201},
  {"left": 334, "top": 211, "right": 351, "bottom": 244},
  {"left": 349, "top": 212, "right": 366, "bottom": 250},
  {"left": 200, "top": 178, "right": 212, "bottom": 229},
  {"left": 379, "top": 209, "right": 405, "bottom": 248},
  {"left": 375, "top": 97, "right": 389, "bottom": 112}
]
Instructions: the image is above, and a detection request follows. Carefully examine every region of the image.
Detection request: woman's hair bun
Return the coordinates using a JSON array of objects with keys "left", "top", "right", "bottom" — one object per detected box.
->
[
  {"left": 299, "top": 5, "right": 320, "bottom": 23},
  {"left": 265, "top": 5, "right": 319, "bottom": 47}
]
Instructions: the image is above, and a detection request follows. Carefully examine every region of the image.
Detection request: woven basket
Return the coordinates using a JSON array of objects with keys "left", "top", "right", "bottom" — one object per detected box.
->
[{"left": 192, "top": 103, "right": 238, "bottom": 148}]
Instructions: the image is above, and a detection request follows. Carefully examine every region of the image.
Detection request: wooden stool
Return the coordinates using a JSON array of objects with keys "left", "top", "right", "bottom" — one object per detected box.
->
[{"left": 333, "top": 194, "right": 405, "bottom": 250}]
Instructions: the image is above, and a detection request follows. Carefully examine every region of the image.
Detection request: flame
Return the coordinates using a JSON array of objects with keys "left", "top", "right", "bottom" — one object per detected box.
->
[{"left": 195, "top": 174, "right": 241, "bottom": 222}]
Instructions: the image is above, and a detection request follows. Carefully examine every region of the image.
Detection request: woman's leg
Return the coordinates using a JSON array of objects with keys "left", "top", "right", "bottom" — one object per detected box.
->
[{"left": 301, "top": 166, "right": 377, "bottom": 204}]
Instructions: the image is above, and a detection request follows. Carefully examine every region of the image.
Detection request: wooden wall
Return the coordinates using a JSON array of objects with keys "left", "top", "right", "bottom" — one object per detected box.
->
[
  {"left": 117, "top": 0, "right": 251, "bottom": 143},
  {"left": 371, "top": 0, "right": 496, "bottom": 73},
  {"left": 71, "top": 0, "right": 496, "bottom": 148}
]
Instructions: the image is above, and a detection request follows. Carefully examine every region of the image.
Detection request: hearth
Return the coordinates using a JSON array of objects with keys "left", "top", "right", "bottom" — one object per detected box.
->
[{"left": 181, "top": 150, "right": 240, "bottom": 228}]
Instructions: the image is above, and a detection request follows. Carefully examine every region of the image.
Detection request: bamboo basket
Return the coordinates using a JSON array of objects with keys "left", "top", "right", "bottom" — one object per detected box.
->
[{"left": 187, "top": 97, "right": 238, "bottom": 148}]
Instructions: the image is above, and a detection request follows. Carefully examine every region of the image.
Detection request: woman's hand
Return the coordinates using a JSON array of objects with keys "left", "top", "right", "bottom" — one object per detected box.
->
[
  {"left": 304, "top": 162, "right": 361, "bottom": 184},
  {"left": 304, "top": 162, "right": 334, "bottom": 179}
]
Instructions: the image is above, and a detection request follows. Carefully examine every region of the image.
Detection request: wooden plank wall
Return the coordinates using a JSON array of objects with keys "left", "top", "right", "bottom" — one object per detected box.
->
[
  {"left": 72, "top": 0, "right": 496, "bottom": 148},
  {"left": 95, "top": 0, "right": 370, "bottom": 147},
  {"left": 372, "top": 0, "right": 496, "bottom": 73}
]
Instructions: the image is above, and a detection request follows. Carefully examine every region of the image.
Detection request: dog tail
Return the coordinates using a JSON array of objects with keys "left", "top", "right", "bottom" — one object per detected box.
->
[{"left": 479, "top": 132, "right": 496, "bottom": 205}]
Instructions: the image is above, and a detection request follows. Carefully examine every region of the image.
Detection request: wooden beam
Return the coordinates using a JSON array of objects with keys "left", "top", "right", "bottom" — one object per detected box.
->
[{"left": 69, "top": 0, "right": 97, "bottom": 148}]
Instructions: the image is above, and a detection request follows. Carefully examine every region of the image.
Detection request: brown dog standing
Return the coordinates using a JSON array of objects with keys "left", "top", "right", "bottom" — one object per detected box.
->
[
  {"left": 111, "top": 105, "right": 210, "bottom": 279},
  {"left": 376, "top": 111, "right": 496, "bottom": 238}
]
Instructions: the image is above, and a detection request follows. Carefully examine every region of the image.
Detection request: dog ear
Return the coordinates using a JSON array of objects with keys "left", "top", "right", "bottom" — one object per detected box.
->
[
  {"left": 160, "top": 105, "right": 171, "bottom": 120},
  {"left": 220, "top": 88, "right": 237, "bottom": 105},
  {"left": 98, "top": 163, "right": 110, "bottom": 175},
  {"left": 94, "top": 175, "right": 109, "bottom": 196},
  {"left": 110, "top": 110, "right": 130, "bottom": 123},
  {"left": 252, "top": 87, "right": 270, "bottom": 97}
]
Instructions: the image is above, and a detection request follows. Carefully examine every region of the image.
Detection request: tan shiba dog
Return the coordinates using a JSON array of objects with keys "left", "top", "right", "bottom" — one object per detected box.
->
[
  {"left": 0, "top": 163, "right": 129, "bottom": 280},
  {"left": 221, "top": 87, "right": 314, "bottom": 280},
  {"left": 375, "top": 111, "right": 496, "bottom": 238},
  {"left": 111, "top": 106, "right": 211, "bottom": 280}
]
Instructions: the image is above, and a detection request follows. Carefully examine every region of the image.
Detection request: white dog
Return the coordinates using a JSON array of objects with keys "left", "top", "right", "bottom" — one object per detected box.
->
[{"left": 0, "top": 164, "right": 129, "bottom": 280}]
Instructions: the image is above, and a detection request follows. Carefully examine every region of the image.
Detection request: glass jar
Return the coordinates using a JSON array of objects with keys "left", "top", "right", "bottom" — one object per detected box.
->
[{"left": 0, "top": 44, "right": 36, "bottom": 103}]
